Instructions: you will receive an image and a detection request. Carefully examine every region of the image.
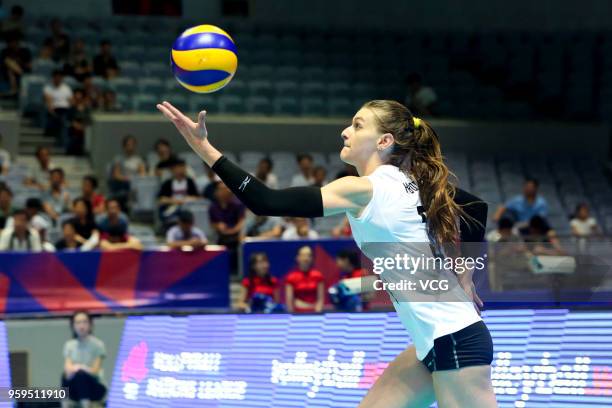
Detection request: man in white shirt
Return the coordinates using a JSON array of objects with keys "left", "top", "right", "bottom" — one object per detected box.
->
[
  {"left": 290, "top": 153, "right": 314, "bottom": 187},
  {"left": 0, "top": 209, "right": 42, "bottom": 251},
  {"left": 43, "top": 69, "right": 73, "bottom": 149},
  {"left": 281, "top": 217, "right": 319, "bottom": 240}
]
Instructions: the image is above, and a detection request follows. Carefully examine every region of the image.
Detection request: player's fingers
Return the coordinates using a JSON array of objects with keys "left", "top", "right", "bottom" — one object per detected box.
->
[
  {"left": 198, "top": 110, "right": 207, "bottom": 125},
  {"left": 157, "top": 104, "right": 177, "bottom": 121},
  {"left": 163, "top": 101, "right": 191, "bottom": 123}
]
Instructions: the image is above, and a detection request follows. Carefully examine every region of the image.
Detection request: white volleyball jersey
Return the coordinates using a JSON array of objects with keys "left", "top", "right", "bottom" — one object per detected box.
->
[{"left": 346, "top": 164, "right": 482, "bottom": 360}]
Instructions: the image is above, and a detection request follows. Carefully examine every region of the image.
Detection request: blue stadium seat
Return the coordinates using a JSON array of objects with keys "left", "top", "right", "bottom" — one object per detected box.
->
[
  {"left": 275, "top": 80, "right": 299, "bottom": 97},
  {"left": 222, "top": 79, "right": 247, "bottom": 97},
  {"left": 275, "top": 66, "right": 300, "bottom": 81},
  {"left": 160, "top": 93, "right": 188, "bottom": 111},
  {"left": 132, "top": 94, "right": 159, "bottom": 112},
  {"left": 301, "top": 97, "right": 326, "bottom": 116},
  {"left": 138, "top": 77, "right": 164, "bottom": 95},
  {"left": 246, "top": 96, "right": 273, "bottom": 115},
  {"left": 144, "top": 62, "right": 170, "bottom": 78},
  {"left": 19, "top": 75, "right": 46, "bottom": 113},
  {"left": 248, "top": 80, "right": 274, "bottom": 98},
  {"left": 328, "top": 82, "right": 351, "bottom": 99},
  {"left": 188, "top": 94, "right": 219, "bottom": 114},
  {"left": 328, "top": 97, "right": 353, "bottom": 117},
  {"left": 119, "top": 61, "right": 141, "bottom": 79},
  {"left": 218, "top": 95, "right": 246, "bottom": 114},
  {"left": 301, "top": 81, "right": 326, "bottom": 99},
  {"left": 124, "top": 45, "right": 146, "bottom": 61},
  {"left": 31, "top": 59, "right": 56, "bottom": 77},
  {"left": 273, "top": 97, "right": 300, "bottom": 116},
  {"left": 132, "top": 176, "right": 160, "bottom": 212}
]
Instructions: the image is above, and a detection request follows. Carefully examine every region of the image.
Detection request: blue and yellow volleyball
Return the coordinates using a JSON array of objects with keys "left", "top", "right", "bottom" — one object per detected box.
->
[{"left": 171, "top": 25, "right": 238, "bottom": 93}]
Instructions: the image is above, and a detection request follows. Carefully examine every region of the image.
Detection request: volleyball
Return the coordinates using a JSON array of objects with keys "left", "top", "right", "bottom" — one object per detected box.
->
[{"left": 170, "top": 24, "right": 238, "bottom": 93}]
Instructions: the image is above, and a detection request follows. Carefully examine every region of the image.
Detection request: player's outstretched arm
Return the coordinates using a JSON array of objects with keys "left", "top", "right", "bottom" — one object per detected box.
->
[{"left": 157, "top": 101, "right": 372, "bottom": 218}]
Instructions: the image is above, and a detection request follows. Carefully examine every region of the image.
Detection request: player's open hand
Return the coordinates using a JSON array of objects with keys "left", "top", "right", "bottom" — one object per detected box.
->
[{"left": 157, "top": 100, "right": 208, "bottom": 147}]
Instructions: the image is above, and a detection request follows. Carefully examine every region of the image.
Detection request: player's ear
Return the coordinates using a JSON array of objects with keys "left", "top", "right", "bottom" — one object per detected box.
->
[{"left": 377, "top": 133, "right": 395, "bottom": 151}]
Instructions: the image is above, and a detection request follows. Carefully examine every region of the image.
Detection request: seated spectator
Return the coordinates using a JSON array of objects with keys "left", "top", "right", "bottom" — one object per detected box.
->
[
  {"left": 196, "top": 162, "right": 220, "bottom": 200},
  {"left": 494, "top": 178, "right": 548, "bottom": 225},
  {"left": 0, "top": 209, "right": 42, "bottom": 251},
  {"left": 108, "top": 135, "right": 146, "bottom": 209},
  {"left": 152, "top": 138, "right": 178, "bottom": 179},
  {"left": 55, "top": 219, "right": 82, "bottom": 251},
  {"left": 290, "top": 153, "right": 314, "bottom": 187},
  {"left": 166, "top": 210, "right": 207, "bottom": 250},
  {"left": 39, "top": 38, "right": 54, "bottom": 61},
  {"left": 239, "top": 252, "right": 281, "bottom": 313},
  {"left": 97, "top": 198, "right": 128, "bottom": 234},
  {"left": 64, "top": 39, "right": 92, "bottom": 83},
  {"left": 243, "top": 211, "right": 284, "bottom": 239},
  {"left": 81, "top": 175, "right": 105, "bottom": 215},
  {"left": 570, "top": 203, "right": 601, "bottom": 238},
  {"left": 1, "top": 5, "right": 24, "bottom": 41},
  {"left": 329, "top": 249, "right": 369, "bottom": 312},
  {"left": 0, "top": 34, "right": 31, "bottom": 95},
  {"left": 101, "top": 89, "right": 122, "bottom": 112},
  {"left": 312, "top": 165, "right": 328, "bottom": 187},
  {"left": 209, "top": 182, "right": 245, "bottom": 272},
  {"left": 61, "top": 311, "right": 107, "bottom": 407},
  {"left": 0, "top": 133, "right": 10, "bottom": 175},
  {"left": 71, "top": 198, "right": 99, "bottom": 250},
  {"left": 42, "top": 168, "right": 71, "bottom": 222},
  {"left": 0, "top": 186, "right": 14, "bottom": 229},
  {"left": 521, "top": 215, "right": 566, "bottom": 256},
  {"left": 81, "top": 75, "right": 103, "bottom": 109},
  {"left": 285, "top": 245, "right": 324, "bottom": 313},
  {"left": 331, "top": 217, "right": 352, "bottom": 238},
  {"left": 158, "top": 158, "right": 199, "bottom": 226},
  {"left": 281, "top": 217, "right": 319, "bottom": 240},
  {"left": 404, "top": 72, "right": 437, "bottom": 116},
  {"left": 45, "top": 18, "right": 70, "bottom": 62},
  {"left": 99, "top": 223, "right": 142, "bottom": 251},
  {"left": 92, "top": 40, "right": 118, "bottom": 79},
  {"left": 254, "top": 157, "right": 278, "bottom": 188},
  {"left": 44, "top": 70, "right": 73, "bottom": 147},
  {"left": 67, "top": 89, "right": 92, "bottom": 155},
  {"left": 486, "top": 217, "right": 521, "bottom": 243},
  {"left": 25, "top": 146, "right": 56, "bottom": 189}
]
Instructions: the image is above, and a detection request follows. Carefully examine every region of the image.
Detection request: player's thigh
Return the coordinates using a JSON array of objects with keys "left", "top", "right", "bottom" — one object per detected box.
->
[
  {"left": 432, "top": 365, "right": 497, "bottom": 408},
  {"left": 358, "top": 345, "right": 435, "bottom": 408}
]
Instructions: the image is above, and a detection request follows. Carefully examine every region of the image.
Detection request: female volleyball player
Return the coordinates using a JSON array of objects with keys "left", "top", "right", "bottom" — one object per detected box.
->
[{"left": 157, "top": 99, "right": 497, "bottom": 408}]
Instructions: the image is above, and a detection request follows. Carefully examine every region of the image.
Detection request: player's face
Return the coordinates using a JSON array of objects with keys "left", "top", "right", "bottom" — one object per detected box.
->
[{"left": 340, "top": 108, "right": 380, "bottom": 166}]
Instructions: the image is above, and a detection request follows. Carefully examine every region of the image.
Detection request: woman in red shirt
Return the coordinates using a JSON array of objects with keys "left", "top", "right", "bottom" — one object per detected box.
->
[
  {"left": 285, "top": 245, "right": 325, "bottom": 313},
  {"left": 239, "top": 252, "right": 279, "bottom": 311}
]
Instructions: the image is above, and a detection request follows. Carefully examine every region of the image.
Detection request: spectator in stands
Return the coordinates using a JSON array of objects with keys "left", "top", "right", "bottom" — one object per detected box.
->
[
  {"left": 209, "top": 182, "right": 245, "bottom": 272},
  {"left": 44, "top": 70, "right": 73, "bottom": 147},
  {"left": 329, "top": 249, "right": 369, "bottom": 312},
  {"left": 99, "top": 223, "right": 142, "bottom": 251},
  {"left": 152, "top": 138, "right": 178, "bottom": 179},
  {"left": 109, "top": 135, "right": 146, "bottom": 209},
  {"left": 166, "top": 209, "right": 207, "bottom": 250},
  {"left": 0, "top": 34, "right": 31, "bottom": 96},
  {"left": 39, "top": 38, "right": 54, "bottom": 61},
  {"left": 55, "top": 219, "right": 81, "bottom": 251},
  {"left": 81, "top": 75, "right": 102, "bottom": 109},
  {"left": 1, "top": 5, "right": 24, "bottom": 41},
  {"left": 570, "top": 203, "right": 601, "bottom": 238},
  {"left": 64, "top": 39, "right": 92, "bottom": 83},
  {"left": 404, "top": 72, "right": 438, "bottom": 116},
  {"left": 0, "top": 133, "right": 10, "bottom": 175},
  {"left": 281, "top": 217, "right": 319, "bottom": 240},
  {"left": 66, "top": 89, "right": 92, "bottom": 155},
  {"left": 0, "top": 209, "right": 42, "bottom": 251},
  {"left": 61, "top": 310, "right": 107, "bottom": 407},
  {"left": 158, "top": 158, "right": 199, "bottom": 226},
  {"left": 290, "top": 153, "right": 314, "bottom": 187},
  {"left": 81, "top": 175, "right": 105, "bottom": 215},
  {"left": 25, "top": 146, "right": 56, "bottom": 189},
  {"left": 0, "top": 186, "right": 14, "bottom": 229},
  {"left": 243, "top": 211, "right": 284, "bottom": 239},
  {"left": 285, "top": 245, "right": 325, "bottom": 313},
  {"left": 254, "top": 157, "right": 278, "bottom": 188},
  {"left": 92, "top": 39, "right": 119, "bottom": 79},
  {"left": 334, "top": 163, "right": 358, "bottom": 179},
  {"left": 42, "top": 168, "right": 71, "bottom": 222},
  {"left": 101, "top": 89, "right": 122, "bottom": 112},
  {"left": 331, "top": 217, "right": 352, "bottom": 237},
  {"left": 70, "top": 198, "right": 99, "bottom": 250},
  {"left": 486, "top": 217, "right": 521, "bottom": 242},
  {"left": 312, "top": 166, "right": 328, "bottom": 187},
  {"left": 97, "top": 198, "right": 128, "bottom": 234},
  {"left": 46, "top": 18, "right": 70, "bottom": 62},
  {"left": 521, "top": 215, "right": 566, "bottom": 256},
  {"left": 494, "top": 178, "right": 548, "bottom": 225},
  {"left": 196, "top": 162, "right": 220, "bottom": 200},
  {"left": 239, "top": 252, "right": 281, "bottom": 313}
]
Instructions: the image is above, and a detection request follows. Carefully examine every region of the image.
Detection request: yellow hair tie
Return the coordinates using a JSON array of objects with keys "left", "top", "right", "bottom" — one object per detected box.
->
[{"left": 413, "top": 117, "right": 422, "bottom": 129}]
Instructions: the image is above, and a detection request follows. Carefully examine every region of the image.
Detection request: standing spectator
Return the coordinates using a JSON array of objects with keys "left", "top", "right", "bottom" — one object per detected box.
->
[
  {"left": 42, "top": 168, "right": 71, "bottom": 222},
  {"left": 0, "top": 34, "right": 31, "bottom": 95},
  {"left": 55, "top": 219, "right": 81, "bottom": 251},
  {"left": 44, "top": 70, "right": 73, "bottom": 147},
  {"left": 254, "top": 157, "right": 278, "bottom": 188},
  {"left": 71, "top": 198, "right": 100, "bottom": 250},
  {"left": 108, "top": 135, "right": 146, "bottom": 209},
  {"left": 290, "top": 153, "right": 314, "bottom": 187},
  {"left": 64, "top": 39, "right": 92, "bottom": 83},
  {"left": 285, "top": 246, "right": 325, "bottom": 313},
  {"left": 25, "top": 146, "right": 56, "bottom": 189},
  {"left": 45, "top": 18, "right": 70, "bottom": 63},
  {"left": 0, "top": 209, "right": 42, "bottom": 251},
  {"left": 61, "top": 311, "right": 107, "bottom": 407},
  {"left": 66, "top": 89, "right": 92, "bottom": 155},
  {"left": 165, "top": 210, "right": 207, "bottom": 250},
  {"left": 494, "top": 178, "right": 548, "bottom": 225},
  {"left": 97, "top": 198, "right": 128, "bottom": 234},
  {"left": 209, "top": 182, "right": 245, "bottom": 271},
  {"left": 92, "top": 40, "right": 119, "bottom": 79},
  {"left": 570, "top": 203, "right": 601, "bottom": 238},
  {"left": 281, "top": 217, "right": 319, "bottom": 240},
  {"left": 80, "top": 175, "right": 105, "bottom": 215},
  {"left": 312, "top": 166, "right": 328, "bottom": 187},
  {"left": 404, "top": 72, "right": 438, "bottom": 116},
  {"left": 157, "top": 158, "right": 199, "bottom": 226},
  {"left": 151, "top": 138, "right": 178, "bottom": 179},
  {"left": 0, "top": 133, "right": 10, "bottom": 175},
  {"left": 99, "top": 223, "right": 142, "bottom": 251},
  {"left": 1, "top": 5, "right": 24, "bottom": 41},
  {"left": 239, "top": 252, "right": 281, "bottom": 313},
  {"left": 329, "top": 249, "right": 369, "bottom": 312},
  {"left": 0, "top": 186, "right": 14, "bottom": 229}
]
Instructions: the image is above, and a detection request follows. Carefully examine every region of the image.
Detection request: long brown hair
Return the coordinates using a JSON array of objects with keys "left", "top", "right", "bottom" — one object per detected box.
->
[{"left": 362, "top": 100, "right": 464, "bottom": 247}]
